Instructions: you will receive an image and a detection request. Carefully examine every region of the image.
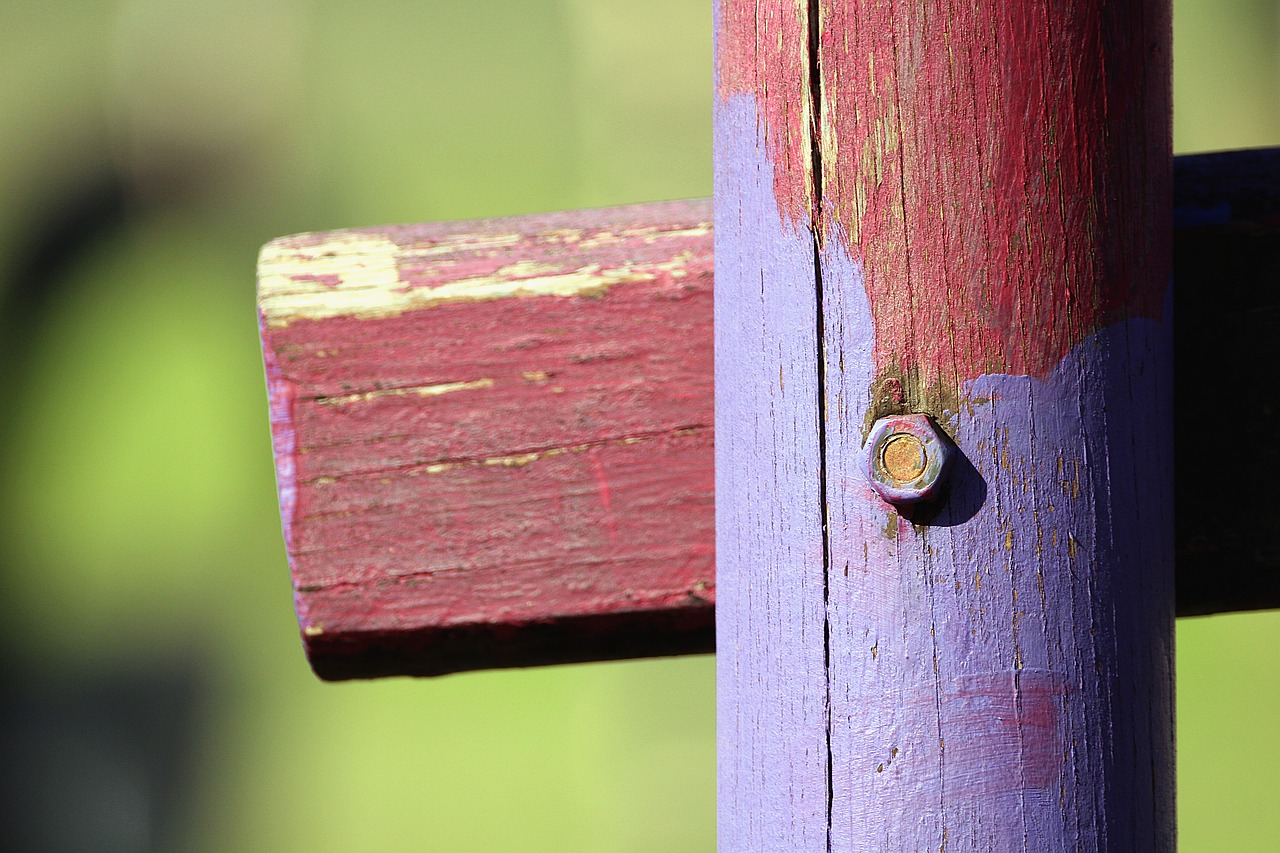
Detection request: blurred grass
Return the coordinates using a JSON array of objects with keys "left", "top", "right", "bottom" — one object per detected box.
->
[{"left": 0, "top": 1, "right": 1274, "bottom": 850}]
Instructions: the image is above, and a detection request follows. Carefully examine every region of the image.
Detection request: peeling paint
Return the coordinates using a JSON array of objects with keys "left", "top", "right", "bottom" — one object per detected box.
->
[{"left": 316, "top": 378, "right": 495, "bottom": 406}]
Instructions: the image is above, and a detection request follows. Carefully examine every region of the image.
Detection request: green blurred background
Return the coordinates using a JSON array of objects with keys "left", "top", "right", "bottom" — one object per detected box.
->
[{"left": 0, "top": 2, "right": 1275, "bottom": 850}]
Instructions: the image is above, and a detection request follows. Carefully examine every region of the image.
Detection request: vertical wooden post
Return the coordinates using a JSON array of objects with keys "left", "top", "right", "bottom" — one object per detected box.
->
[{"left": 714, "top": 1, "right": 1173, "bottom": 850}]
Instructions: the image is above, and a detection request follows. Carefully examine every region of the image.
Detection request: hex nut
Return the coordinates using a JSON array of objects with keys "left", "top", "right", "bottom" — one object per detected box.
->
[{"left": 864, "top": 414, "right": 953, "bottom": 505}]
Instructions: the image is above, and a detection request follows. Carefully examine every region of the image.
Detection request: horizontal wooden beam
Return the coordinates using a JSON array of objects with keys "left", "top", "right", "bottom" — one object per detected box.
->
[
  {"left": 1171, "top": 148, "right": 1280, "bottom": 615},
  {"left": 259, "top": 202, "right": 715, "bottom": 679},
  {"left": 258, "top": 148, "right": 1279, "bottom": 679}
]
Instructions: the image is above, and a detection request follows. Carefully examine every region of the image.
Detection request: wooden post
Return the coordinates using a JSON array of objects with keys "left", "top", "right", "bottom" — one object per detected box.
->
[{"left": 714, "top": 1, "right": 1173, "bottom": 850}]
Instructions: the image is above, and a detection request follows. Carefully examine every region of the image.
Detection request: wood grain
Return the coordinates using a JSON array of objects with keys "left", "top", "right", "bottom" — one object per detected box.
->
[
  {"left": 715, "top": 0, "right": 1173, "bottom": 850},
  {"left": 259, "top": 201, "right": 714, "bottom": 679}
]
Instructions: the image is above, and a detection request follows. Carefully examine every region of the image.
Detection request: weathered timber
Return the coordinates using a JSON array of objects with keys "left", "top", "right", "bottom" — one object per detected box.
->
[
  {"left": 259, "top": 149, "right": 1279, "bottom": 681},
  {"left": 713, "top": 0, "right": 1173, "bottom": 849},
  {"left": 259, "top": 202, "right": 714, "bottom": 680}
]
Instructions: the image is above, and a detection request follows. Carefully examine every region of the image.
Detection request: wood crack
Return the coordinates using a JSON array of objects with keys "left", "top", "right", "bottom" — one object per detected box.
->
[{"left": 297, "top": 424, "right": 710, "bottom": 487}]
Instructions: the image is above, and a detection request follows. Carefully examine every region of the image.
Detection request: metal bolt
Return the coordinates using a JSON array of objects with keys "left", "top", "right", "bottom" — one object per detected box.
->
[{"left": 864, "top": 414, "right": 953, "bottom": 505}]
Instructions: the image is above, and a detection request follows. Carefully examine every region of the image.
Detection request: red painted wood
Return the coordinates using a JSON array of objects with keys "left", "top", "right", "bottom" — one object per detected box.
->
[
  {"left": 258, "top": 201, "right": 714, "bottom": 678},
  {"left": 258, "top": 152, "right": 1280, "bottom": 680},
  {"left": 717, "top": 1, "right": 1169, "bottom": 385},
  {"left": 715, "top": 0, "right": 1175, "bottom": 847}
]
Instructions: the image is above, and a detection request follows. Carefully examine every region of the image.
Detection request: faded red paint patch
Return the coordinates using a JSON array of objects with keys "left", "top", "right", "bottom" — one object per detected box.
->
[
  {"left": 291, "top": 273, "right": 342, "bottom": 288},
  {"left": 716, "top": 1, "right": 1171, "bottom": 385},
  {"left": 942, "top": 670, "right": 1069, "bottom": 793}
]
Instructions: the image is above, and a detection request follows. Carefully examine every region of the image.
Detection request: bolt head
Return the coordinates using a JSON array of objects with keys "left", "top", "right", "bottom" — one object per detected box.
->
[{"left": 864, "top": 414, "right": 953, "bottom": 505}]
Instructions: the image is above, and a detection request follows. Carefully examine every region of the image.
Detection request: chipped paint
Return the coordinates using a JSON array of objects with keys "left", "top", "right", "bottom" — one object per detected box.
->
[
  {"left": 316, "top": 378, "right": 495, "bottom": 406},
  {"left": 258, "top": 219, "right": 710, "bottom": 326},
  {"left": 392, "top": 426, "right": 709, "bottom": 479}
]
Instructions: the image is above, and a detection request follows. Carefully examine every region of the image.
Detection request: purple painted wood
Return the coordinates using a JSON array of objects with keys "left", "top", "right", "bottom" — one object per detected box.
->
[{"left": 714, "top": 1, "right": 1174, "bottom": 850}]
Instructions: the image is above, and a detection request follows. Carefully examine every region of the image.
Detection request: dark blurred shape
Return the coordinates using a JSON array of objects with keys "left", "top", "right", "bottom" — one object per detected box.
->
[
  {"left": 0, "top": 659, "right": 206, "bottom": 853},
  {"left": 0, "top": 169, "right": 132, "bottom": 396},
  {"left": 0, "top": 148, "right": 214, "bottom": 852},
  {"left": 1174, "top": 147, "right": 1280, "bottom": 616}
]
